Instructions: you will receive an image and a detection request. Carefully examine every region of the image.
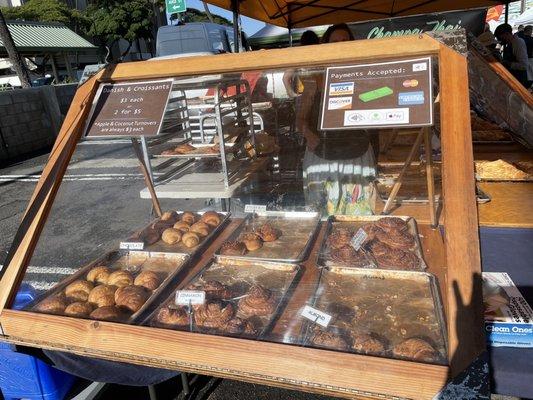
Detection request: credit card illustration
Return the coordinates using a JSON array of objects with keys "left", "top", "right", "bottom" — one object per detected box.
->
[{"left": 358, "top": 86, "right": 393, "bottom": 103}]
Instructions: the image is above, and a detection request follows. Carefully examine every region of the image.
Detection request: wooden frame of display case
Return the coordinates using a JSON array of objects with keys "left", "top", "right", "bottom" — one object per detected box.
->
[{"left": 0, "top": 34, "right": 483, "bottom": 400}]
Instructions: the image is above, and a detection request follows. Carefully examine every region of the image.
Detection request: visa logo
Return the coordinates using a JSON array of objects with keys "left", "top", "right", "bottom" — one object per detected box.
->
[{"left": 329, "top": 82, "right": 354, "bottom": 96}]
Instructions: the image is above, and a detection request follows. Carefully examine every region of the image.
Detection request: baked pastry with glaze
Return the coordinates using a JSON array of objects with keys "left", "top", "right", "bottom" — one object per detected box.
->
[
  {"left": 326, "top": 228, "right": 353, "bottom": 250},
  {"left": 192, "top": 280, "right": 233, "bottom": 300},
  {"left": 194, "top": 300, "right": 234, "bottom": 329},
  {"left": 222, "top": 317, "right": 257, "bottom": 336},
  {"left": 309, "top": 329, "right": 349, "bottom": 351},
  {"left": 90, "top": 305, "right": 125, "bottom": 322},
  {"left": 155, "top": 306, "right": 189, "bottom": 326},
  {"left": 200, "top": 211, "right": 221, "bottom": 227},
  {"left": 88, "top": 284, "right": 117, "bottom": 307},
  {"left": 160, "top": 211, "right": 179, "bottom": 223},
  {"left": 134, "top": 270, "right": 162, "bottom": 291},
  {"left": 173, "top": 221, "right": 191, "bottom": 232},
  {"left": 220, "top": 241, "right": 247, "bottom": 256},
  {"left": 182, "top": 231, "right": 200, "bottom": 248},
  {"left": 375, "top": 228, "right": 415, "bottom": 250},
  {"left": 190, "top": 221, "right": 210, "bottom": 237},
  {"left": 115, "top": 285, "right": 150, "bottom": 313},
  {"left": 64, "top": 302, "right": 94, "bottom": 318},
  {"left": 239, "top": 232, "right": 263, "bottom": 251},
  {"left": 86, "top": 265, "right": 111, "bottom": 285},
  {"left": 34, "top": 295, "right": 68, "bottom": 314},
  {"left": 392, "top": 338, "right": 439, "bottom": 363},
  {"left": 107, "top": 270, "right": 134, "bottom": 287},
  {"left": 238, "top": 284, "right": 276, "bottom": 317},
  {"left": 351, "top": 332, "right": 387, "bottom": 355},
  {"left": 181, "top": 211, "right": 197, "bottom": 225},
  {"left": 161, "top": 228, "right": 182, "bottom": 245},
  {"left": 370, "top": 242, "right": 420, "bottom": 270},
  {"left": 376, "top": 217, "right": 409, "bottom": 232},
  {"left": 330, "top": 245, "right": 367, "bottom": 264},
  {"left": 65, "top": 280, "right": 94, "bottom": 302},
  {"left": 256, "top": 223, "right": 281, "bottom": 242}
]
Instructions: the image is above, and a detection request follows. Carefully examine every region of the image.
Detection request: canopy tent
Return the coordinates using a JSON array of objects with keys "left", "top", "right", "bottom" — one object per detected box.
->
[
  {"left": 248, "top": 24, "right": 328, "bottom": 48},
  {"left": 513, "top": 8, "right": 533, "bottom": 26},
  {"left": 204, "top": 0, "right": 505, "bottom": 28}
]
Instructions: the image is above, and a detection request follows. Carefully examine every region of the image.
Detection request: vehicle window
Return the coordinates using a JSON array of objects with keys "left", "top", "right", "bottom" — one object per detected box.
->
[{"left": 208, "top": 28, "right": 230, "bottom": 53}]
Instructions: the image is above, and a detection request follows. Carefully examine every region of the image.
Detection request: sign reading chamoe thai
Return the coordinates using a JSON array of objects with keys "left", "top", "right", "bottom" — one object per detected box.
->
[
  {"left": 86, "top": 80, "right": 173, "bottom": 138},
  {"left": 320, "top": 57, "right": 433, "bottom": 130}
]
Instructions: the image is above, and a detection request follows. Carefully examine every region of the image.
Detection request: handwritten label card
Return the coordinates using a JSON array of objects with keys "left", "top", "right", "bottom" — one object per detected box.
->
[
  {"left": 350, "top": 228, "right": 368, "bottom": 251},
  {"left": 244, "top": 204, "right": 267, "bottom": 213},
  {"left": 301, "top": 305, "right": 332, "bottom": 328},
  {"left": 119, "top": 241, "right": 145, "bottom": 250},
  {"left": 175, "top": 290, "right": 206, "bottom": 306}
]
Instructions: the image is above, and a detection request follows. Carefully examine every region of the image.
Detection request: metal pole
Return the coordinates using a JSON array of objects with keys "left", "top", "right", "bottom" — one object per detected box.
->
[
  {"left": 504, "top": 3, "right": 509, "bottom": 24},
  {"left": 231, "top": 0, "right": 240, "bottom": 53}
]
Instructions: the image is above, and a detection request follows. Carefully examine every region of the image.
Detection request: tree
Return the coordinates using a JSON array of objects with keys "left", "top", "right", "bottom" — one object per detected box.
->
[
  {"left": 0, "top": 10, "right": 31, "bottom": 88},
  {"left": 84, "top": 0, "right": 154, "bottom": 61},
  {"left": 178, "top": 7, "right": 231, "bottom": 25}
]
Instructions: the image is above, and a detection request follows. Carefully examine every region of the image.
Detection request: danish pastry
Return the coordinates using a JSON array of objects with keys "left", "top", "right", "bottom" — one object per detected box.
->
[
  {"left": 238, "top": 284, "right": 276, "bottom": 317},
  {"left": 155, "top": 306, "right": 189, "bottom": 326},
  {"left": 194, "top": 300, "right": 234, "bottom": 329},
  {"left": 256, "top": 223, "right": 280, "bottom": 242},
  {"left": 220, "top": 241, "right": 247, "bottom": 256},
  {"left": 239, "top": 232, "right": 262, "bottom": 251}
]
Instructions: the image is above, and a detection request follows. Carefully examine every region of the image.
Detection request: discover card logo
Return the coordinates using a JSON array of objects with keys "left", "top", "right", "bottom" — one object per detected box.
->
[
  {"left": 329, "top": 82, "right": 354, "bottom": 96},
  {"left": 328, "top": 96, "right": 352, "bottom": 110}
]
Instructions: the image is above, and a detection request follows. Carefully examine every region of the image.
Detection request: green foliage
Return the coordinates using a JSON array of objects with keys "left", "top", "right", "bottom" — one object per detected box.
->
[
  {"left": 178, "top": 8, "right": 231, "bottom": 26},
  {"left": 84, "top": 0, "right": 154, "bottom": 46}
]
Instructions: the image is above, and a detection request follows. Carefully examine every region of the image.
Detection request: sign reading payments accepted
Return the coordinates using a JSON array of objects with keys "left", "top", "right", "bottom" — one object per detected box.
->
[
  {"left": 85, "top": 80, "right": 173, "bottom": 138},
  {"left": 320, "top": 57, "right": 433, "bottom": 130}
]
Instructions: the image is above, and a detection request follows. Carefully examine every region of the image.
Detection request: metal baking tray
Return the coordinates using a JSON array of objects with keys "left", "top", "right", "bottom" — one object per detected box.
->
[
  {"left": 300, "top": 267, "right": 448, "bottom": 365},
  {"left": 130, "top": 211, "right": 230, "bottom": 257},
  {"left": 28, "top": 250, "right": 190, "bottom": 324},
  {"left": 316, "top": 215, "right": 427, "bottom": 271},
  {"left": 147, "top": 257, "right": 301, "bottom": 339},
  {"left": 154, "top": 143, "right": 235, "bottom": 159},
  {"left": 214, "top": 211, "right": 321, "bottom": 263}
]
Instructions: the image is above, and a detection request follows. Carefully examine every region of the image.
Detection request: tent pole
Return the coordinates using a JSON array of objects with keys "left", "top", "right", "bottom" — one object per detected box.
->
[
  {"left": 288, "top": 4, "right": 293, "bottom": 47},
  {"left": 231, "top": 0, "right": 240, "bottom": 53},
  {"left": 504, "top": 2, "right": 509, "bottom": 24}
]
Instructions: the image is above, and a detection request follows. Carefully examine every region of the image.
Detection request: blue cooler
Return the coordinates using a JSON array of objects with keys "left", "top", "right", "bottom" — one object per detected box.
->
[{"left": 0, "top": 284, "right": 76, "bottom": 400}]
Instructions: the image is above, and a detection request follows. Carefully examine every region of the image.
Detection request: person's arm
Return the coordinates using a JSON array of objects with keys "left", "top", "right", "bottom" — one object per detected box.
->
[
  {"left": 282, "top": 70, "right": 299, "bottom": 98},
  {"left": 295, "top": 76, "right": 320, "bottom": 151},
  {"left": 510, "top": 38, "right": 529, "bottom": 70}
]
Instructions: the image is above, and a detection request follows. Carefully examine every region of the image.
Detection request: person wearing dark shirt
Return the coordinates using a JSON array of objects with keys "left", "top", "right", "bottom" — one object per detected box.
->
[{"left": 495, "top": 24, "right": 529, "bottom": 87}]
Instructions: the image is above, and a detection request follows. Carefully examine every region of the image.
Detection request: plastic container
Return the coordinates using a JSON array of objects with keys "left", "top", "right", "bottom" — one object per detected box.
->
[{"left": 0, "top": 283, "right": 76, "bottom": 400}]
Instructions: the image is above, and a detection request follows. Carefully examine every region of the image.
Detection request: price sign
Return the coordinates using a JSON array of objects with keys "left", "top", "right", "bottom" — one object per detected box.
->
[
  {"left": 301, "top": 305, "right": 332, "bottom": 328},
  {"left": 244, "top": 204, "right": 267, "bottom": 213},
  {"left": 119, "top": 241, "right": 144, "bottom": 250},
  {"left": 86, "top": 80, "right": 173, "bottom": 138},
  {"left": 320, "top": 57, "right": 433, "bottom": 130},
  {"left": 350, "top": 228, "right": 368, "bottom": 251},
  {"left": 175, "top": 290, "right": 206, "bottom": 306}
]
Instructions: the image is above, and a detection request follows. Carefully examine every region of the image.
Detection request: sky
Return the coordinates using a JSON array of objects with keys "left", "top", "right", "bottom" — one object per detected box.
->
[{"left": 184, "top": 0, "right": 265, "bottom": 35}]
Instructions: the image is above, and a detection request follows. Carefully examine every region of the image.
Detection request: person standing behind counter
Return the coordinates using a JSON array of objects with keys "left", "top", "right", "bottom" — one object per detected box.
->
[
  {"left": 494, "top": 23, "right": 530, "bottom": 88},
  {"left": 296, "top": 24, "right": 377, "bottom": 216}
]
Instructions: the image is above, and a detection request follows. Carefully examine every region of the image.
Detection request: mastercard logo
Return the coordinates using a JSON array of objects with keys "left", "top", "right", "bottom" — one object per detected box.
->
[{"left": 403, "top": 79, "right": 419, "bottom": 88}]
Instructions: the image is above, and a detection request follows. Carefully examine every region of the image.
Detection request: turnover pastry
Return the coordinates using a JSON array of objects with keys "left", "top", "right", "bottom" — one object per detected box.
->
[
  {"left": 155, "top": 306, "right": 189, "bottom": 326},
  {"left": 90, "top": 305, "right": 126, "bottom": 322},
  {"left": 309, "top": 329, "right": 349, "bottom": 351},
  {"left": 238, "top": 284, "right": 276, "bottom": 317},
  {"left": 64, "top": 302, "right": 94, "bottom": 318},
  {"left": 222, "top": 317, "right": 257, "bottom": 336},
  {"left": 220, "top": 241, "right": 247, "bottom": 256},
  {"left": 115, "top": 285, "right": 150, "bottom": 313},
  {"left": 194, "top": 300, "right": 234, "bottom": 329},
  {"left": 182, "top": 231, "right": 200, "bottom": 248},
  {"left": 181, "top": 211, "right": 197, "bottom": 225},
  {"left": 173, "top": 221, "right": 190, "bottom": 233},
  {"left": 200, "top": 211, "right": 221, "bottom": 227},
  {"left": 88, "top": 284, "right": 117, "bottom": 307},
  {"left": 239, "top": 232, "right": 263, "bottom": 251},
  {"left": 86, "top": 266, "right": 111, "bottom": 285},
  {"left": 392, "top": 338, "right": 439, "bottom": 363},
  {"left": 134, "top": 270, "right": 162, "bottom": 291},
  {"left": 190, "top": 221, "right": 210, "bottom": 237},
  {"left": 65, "top": 280, "right": 94, "bottom": 302},
  {"left": 376, "top": 217, "right": 408, "bottom": 233},
  {"left": 351, "top": 332, "right": 387, "bottom": 355},
  {"left": 161, "top": 228, "right": 182, "bottom": 244},
  {"left": 107, "top": 270, "right": 134, "bottom": 287},
  {"left": 256, "top": 223, "right": 281, "bottom": 242},
  {"left": 34, "top": 295, "right": 68, "bottom": 315}
]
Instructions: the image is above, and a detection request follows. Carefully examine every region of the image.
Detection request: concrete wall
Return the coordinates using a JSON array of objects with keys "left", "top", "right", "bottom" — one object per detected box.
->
[{"left": 0, "top": 84, "right": 77, "bottom": 164}]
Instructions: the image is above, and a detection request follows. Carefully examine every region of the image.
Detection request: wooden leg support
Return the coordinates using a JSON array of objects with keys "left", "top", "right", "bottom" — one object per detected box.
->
[{"left": 131, "top": 138, "right": 163, "bottom": 217}]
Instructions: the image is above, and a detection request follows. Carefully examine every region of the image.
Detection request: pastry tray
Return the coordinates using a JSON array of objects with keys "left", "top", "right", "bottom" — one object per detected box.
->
[
  {"left": 154, "top": 143, "right": 235, "bottom": 158},
  {"left": 300, "top": 267, "right": 448, "bottom": 365},
  {"left": 147, "top": 257, "right": 301, "bottom": 339},
  {"left": 28, "top": 250, "right": 190, "bottom": 324},
  {"left": 130, "top": 211, "right": 230, "bottom": 257},
  {"left": 316, "top": 215, "right": 427, "bottom": 271},
  {"left": 214, "top": 211, "right": 321, "bottom": 263}
]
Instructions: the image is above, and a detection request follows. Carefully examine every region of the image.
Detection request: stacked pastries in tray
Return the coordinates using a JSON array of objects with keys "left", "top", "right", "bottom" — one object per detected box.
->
[
  {"left": 219, "top": 223, "right": 282, "bottom": 255},
  {"left": 33, "top": 263, "right": 165, "bottom": 322}
]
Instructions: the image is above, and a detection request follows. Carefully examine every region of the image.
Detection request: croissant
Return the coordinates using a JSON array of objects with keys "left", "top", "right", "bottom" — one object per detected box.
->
[
  {"left": 88, "top": 284, "right": 117, "bottom": 307},
  {"left": 90, "top": 305, "right": 125, "bottom": 322},
  {"left": 86, "top": 265, "right": 111, "bottom": 285},
  {"left": 161, "top": 228, "right": 182, "bottom": 244},
  {"left": 182, "top": 231, "right": 200, "bottom": 248},
  {"left": 134, "top": 270, "right": 162, "bottom": 291},
  {"left": 155, "top": 306, "right": 189, "bottom": 326},
  {"left": 181, "top": 211, "right": 197, "bottom": 225},
  {"left": 200, "top": 211, "right": 221, "bottom": 227},
  {"left": 65, "top": 280, "right": 94, "bottom": 302},
  {"left": 64, "top": 302, "right": 94, "bottom": 318},
  {"left": 173, "top": 221, "right": 190, "bottom": 232},
  {"left": 114, "top": 285, "right": 150, "bottom": 313},
  {"left": 107, "top": 270, "right": 134, "bottom": 287},
  {"left": 34, "top": 295, "right": 67, "bottom": 315},
  {"left": 190, "top": 222, "right": 210, "bottom": 237}
]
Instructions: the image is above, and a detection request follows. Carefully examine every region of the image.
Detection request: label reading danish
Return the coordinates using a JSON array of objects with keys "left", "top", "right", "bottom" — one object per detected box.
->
[
  {"left": 301, "top": 305, "right": 332, "bottom": 328},
  {"left": 175, "top": 290, "right": 206, "bottom": 306},
  {"left": 119, "top": 241, "right": 144, "bottom": 250},
  {"left": 350, "top": 228, "right": 368, "bottom": 251}
]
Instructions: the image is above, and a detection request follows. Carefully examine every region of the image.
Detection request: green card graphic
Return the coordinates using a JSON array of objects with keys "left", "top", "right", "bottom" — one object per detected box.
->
[{"left": 359, "top": 86, "right": 393, "bottom": 102}]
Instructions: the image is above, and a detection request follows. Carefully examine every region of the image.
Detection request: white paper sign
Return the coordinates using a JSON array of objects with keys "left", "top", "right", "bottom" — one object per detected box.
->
[
  {"left": 119, "top": 241, "right": 144, "bottom": 250},
  {"left": 244, "top": 204, "right": 267, "bottom": 213},
  {"left": 301, "top": 305, "right": 332, "bottom": 328},
  {"left": 175, "top": 290, "right": 206, "bottom": 306},
  {"left": 350, "top": 228, "right": 368, "bottom": 251}
]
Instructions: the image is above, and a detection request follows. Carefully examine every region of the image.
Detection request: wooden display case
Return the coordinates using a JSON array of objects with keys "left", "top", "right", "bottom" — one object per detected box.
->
[{"left": 0, "top": 34, "right": 484, "bottom": 399}]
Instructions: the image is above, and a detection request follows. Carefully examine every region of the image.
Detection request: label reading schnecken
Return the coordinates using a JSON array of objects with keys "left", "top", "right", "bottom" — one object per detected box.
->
[
  {"left": 244, "top": 204, "right": 267, "bottom": 213},
  {"left": 350, "top": 228, "right": 368, "bottom": 251},
  {"left": 175, "top": 290, "right": 206, "bottom": 306},
  {"left": 119, "top": 241, "right": 144, "bottom": 250},
  {"left": 301, "top": 305, "right": 332, "bottom": 328}
]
